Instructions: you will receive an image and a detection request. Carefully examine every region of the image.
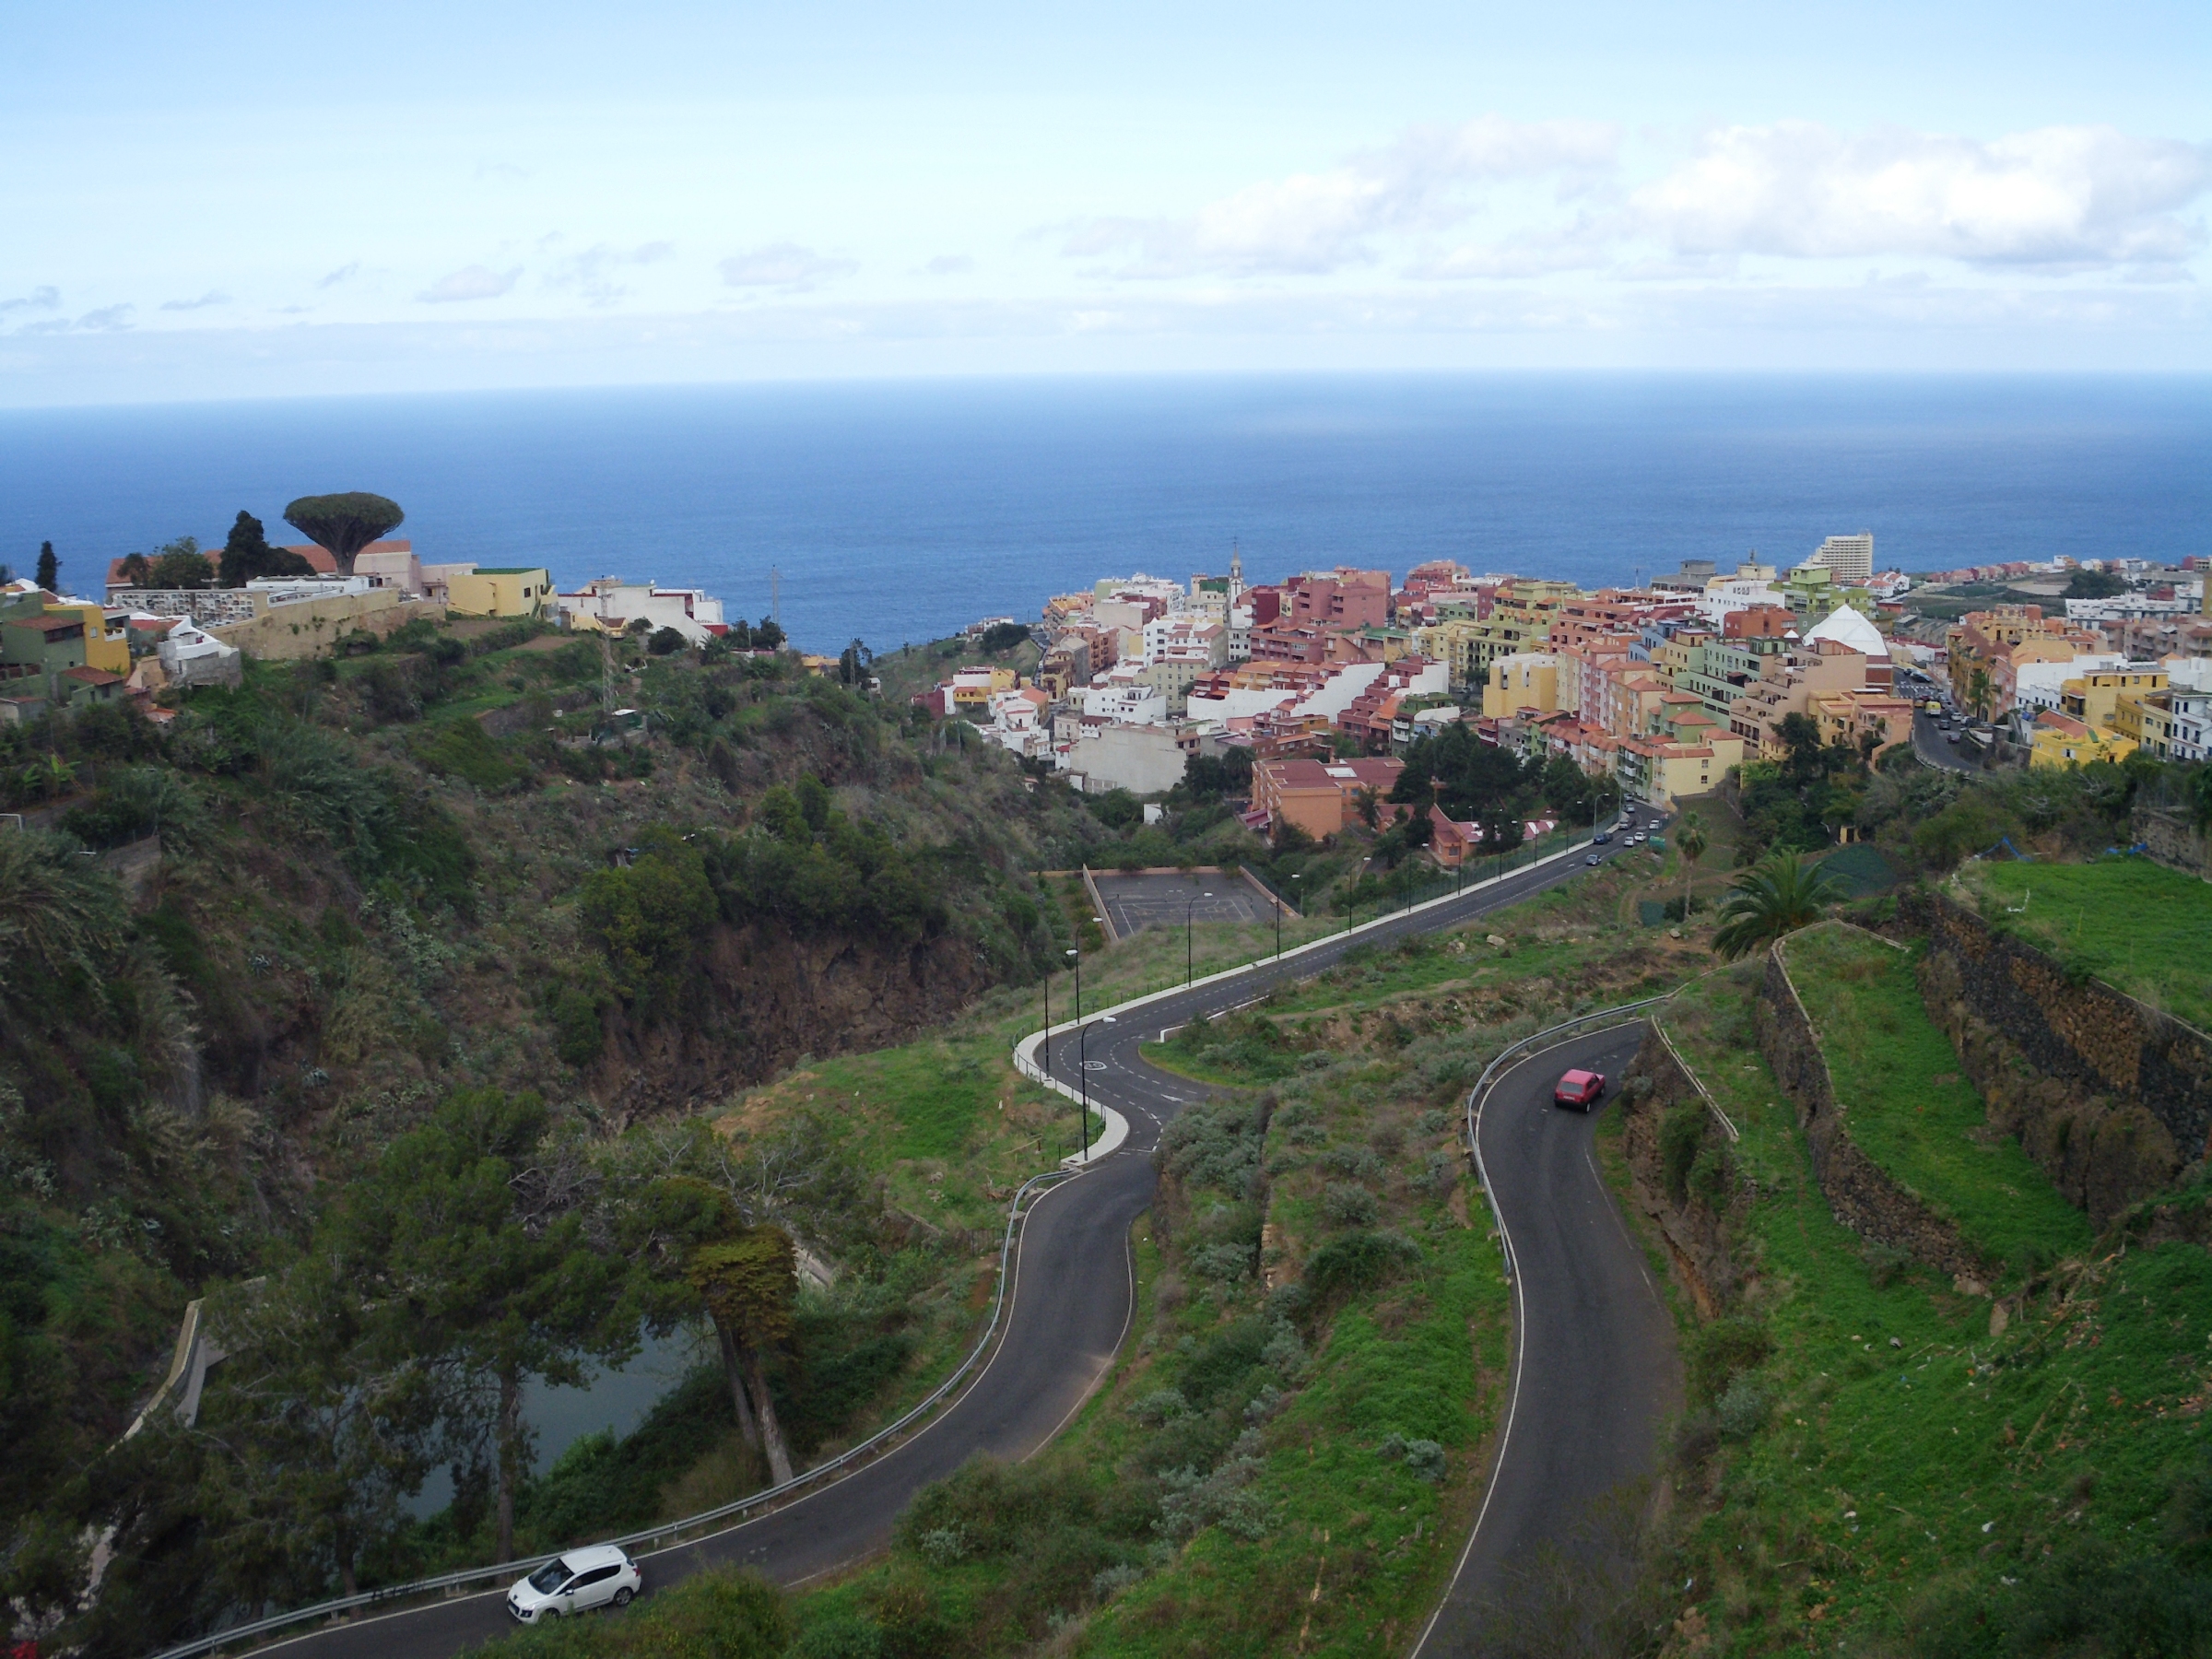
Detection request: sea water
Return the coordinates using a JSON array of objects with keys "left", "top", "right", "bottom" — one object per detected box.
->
[{"left": 3, "top": 373, "right": 2206, "bottom": 653}]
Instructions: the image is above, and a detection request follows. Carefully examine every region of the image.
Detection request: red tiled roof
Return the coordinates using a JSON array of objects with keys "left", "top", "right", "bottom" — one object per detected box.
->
[{"left": 60, "top": 665, "right": 126, "bottom": 686}]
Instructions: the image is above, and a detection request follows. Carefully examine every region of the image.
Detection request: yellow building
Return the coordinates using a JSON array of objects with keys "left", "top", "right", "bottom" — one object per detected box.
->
[
  {"left": 2030, "top": 712, "right": 2136, "bottom": 768},
  {"left": 2059, "top": 666, "right": 2167, "bottom": 732},
  {"left": 446, "top": 566, "right": 553, "bottom": 618},
  {"left": 2111, "top": 689, "right": 2174, "bottom": 758},
  {"left": 43, "top": 602, "right": 130, "bottom": 674},
  {"left": 1481, "top": 652, "right": 1562, "bottom": 719}
]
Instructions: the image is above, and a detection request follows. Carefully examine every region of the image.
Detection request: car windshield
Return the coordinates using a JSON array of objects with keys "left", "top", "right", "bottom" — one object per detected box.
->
[{"left": 527, "top": 1561, "right": 571, "bottom": 1594}]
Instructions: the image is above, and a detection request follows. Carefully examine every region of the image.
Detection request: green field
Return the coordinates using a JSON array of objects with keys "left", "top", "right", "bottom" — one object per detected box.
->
[
  {"left": 1634, "top": 965, "right": 2212, "bottom": 1655},
  {"left": 1781, "top": 923, "right": 2091, "bottom": 1277},
  {"left": 1964, "top": 855, "right": 2212, "bottom": 1034}
]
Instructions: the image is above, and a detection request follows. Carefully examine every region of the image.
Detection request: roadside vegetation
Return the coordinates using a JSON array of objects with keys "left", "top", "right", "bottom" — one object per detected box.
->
[
  {"left": 1594, "top": 956, "right": 2212, "bottom": 1656},
  {"left": 1781, "top": 924, "right": 2093, "bottom": 1273},
  {"left": 1959, "top": 856, "right": 2212, "bottom": 1034}
]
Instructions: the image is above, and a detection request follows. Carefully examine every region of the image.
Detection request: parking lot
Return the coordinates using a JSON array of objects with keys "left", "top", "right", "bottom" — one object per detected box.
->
[{"left": 1089, "top": 870, "right": 1275, "bottom": 938}]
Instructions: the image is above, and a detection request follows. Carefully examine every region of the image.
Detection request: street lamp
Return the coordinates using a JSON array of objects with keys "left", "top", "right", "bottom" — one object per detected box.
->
[
  {"left": 1185, "top": 890, "right": 1213, "bottom": 986},
  {"left": 1077, "top": 1014, "right": 1116, "bottom": 1162},
  {"left": 1279, "top": 872, "right": 1302, "bottom": 959}
]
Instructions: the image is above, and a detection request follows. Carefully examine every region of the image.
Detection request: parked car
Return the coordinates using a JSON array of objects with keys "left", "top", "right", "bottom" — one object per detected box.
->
[
  {"left": 1947, "top": 731, "right": 1961, "bottom": 744},
  {"left": 1554, "top": 1069, "right": 1606, "bottom": 1110},
  {"left": 508, "top": 1546, "right": 642, "bottom": 1624}
]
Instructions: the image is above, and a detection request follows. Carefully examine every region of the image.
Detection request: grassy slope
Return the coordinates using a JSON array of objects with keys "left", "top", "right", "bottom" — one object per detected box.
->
[
  {"left": 1962, "top": 856, "right": 2212, "bottom": 1034},
  {"left": 1782, "top": 924, "right": 2092, "bottom": 1275},
  {"left": 1633, "top": 963, "right": 2212, "bottom": 1655}
]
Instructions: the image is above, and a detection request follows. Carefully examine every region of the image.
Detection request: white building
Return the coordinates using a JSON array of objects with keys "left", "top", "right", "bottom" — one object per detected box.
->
[
  {"left": 558, "top": 577, "right": 728, "bottom": 644},
  {"left": 155, "top": 618, "right": 243, "bottom": 688},
  {"left": 980, "top": 686, "right": 1052, "bottom": 759},
  {"left": 1064, "top": 723, "right": 1190, "bottom": 794},
  {"left": 1806, "top": 533, "right": 1875, "bottom": 585},
  {"left": 2012, "top": 652, "right": 2124, "bottom": 715},
  {"left": 2165, "top": 658, "right": 2212, "bottom": 761},
  {"left": 247, "top": 574, "right": 375, "bottom": 604},
  {"left": 1696, "top": 561, "right": 1788, "bottom": 627}
]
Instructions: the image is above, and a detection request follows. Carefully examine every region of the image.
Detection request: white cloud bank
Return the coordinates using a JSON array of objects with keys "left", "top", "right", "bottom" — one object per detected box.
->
[
  {"left": 1065, "top": 115, "right": 1620, "bottom": 277},
  {"left": 1084, "top": 118, "right": 2211, "bottom": 282},
  {"left": 1634, "top": 123, "right": 2210, "bottom": 268}
]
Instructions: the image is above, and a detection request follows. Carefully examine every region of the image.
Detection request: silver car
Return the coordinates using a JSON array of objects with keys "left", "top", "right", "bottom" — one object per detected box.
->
[{"left": 507, "top": 1544, "right": 641, "bottom": 1623}]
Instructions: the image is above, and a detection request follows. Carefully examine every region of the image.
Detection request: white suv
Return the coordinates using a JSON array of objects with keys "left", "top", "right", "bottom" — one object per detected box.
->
[{"left": 506, "top": 1544, "right": 642, "bottom": 1623}]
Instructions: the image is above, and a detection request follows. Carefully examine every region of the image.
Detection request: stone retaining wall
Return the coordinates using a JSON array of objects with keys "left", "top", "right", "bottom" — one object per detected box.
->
[
  {"left": 1906, "top": 889, "right": 2208, "bottom": 1225},
  {"left": 1758, "top": 939, "right": 1992, "bottom": 1288}
]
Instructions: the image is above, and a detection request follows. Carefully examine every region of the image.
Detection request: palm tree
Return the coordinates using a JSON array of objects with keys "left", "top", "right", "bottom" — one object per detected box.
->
[
  {"left": 1676, "top": 810, "right": 1708, "bottom": 921},
  {"left": 1351, "top": 785, "right": 1382, "bottom": 831},
  {"left": 1967, "top": 667, "right": 1994, "bottom": 724},
  {"left": 1710, "top": 850, "right": 1847, "bottom": 960}
]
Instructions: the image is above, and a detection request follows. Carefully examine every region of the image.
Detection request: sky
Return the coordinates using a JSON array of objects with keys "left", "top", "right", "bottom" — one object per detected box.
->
[{"left": 2, "top": 0, "right": 2208, "bottom": 404}]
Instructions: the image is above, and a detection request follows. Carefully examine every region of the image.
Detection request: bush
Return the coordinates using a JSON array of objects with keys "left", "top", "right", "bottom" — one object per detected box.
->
[
  {"left": 1302, "top": 1230, "right": 1422, "bottom": 1306},
  {"left": 410, "top": 720, "right": 522, "bottom": 791},
  {"left": 648, "top": 627, "right": 688, "bottom": 656},
  {"left": 1659, "top": 1100, "right": 1707, "bottom": 1206},
  {"left": 1714, "top": 1376, "right": 1768, "bottom": 1440},
  {"left": 1320, "top": 1182, "right": 1380, "bottom": 1228},
  {"left": 1687, "top": 1316, "right": 1771, "bottom": 1406}
]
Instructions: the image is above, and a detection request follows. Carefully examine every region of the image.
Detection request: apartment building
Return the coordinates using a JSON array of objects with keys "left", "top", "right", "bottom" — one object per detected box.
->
[
  {"left": 1807, "top": 532, "right": 1875, "bottom": 584},
  {"left": 1253, "top": 756, "right": 1407, "bottom": 841}
]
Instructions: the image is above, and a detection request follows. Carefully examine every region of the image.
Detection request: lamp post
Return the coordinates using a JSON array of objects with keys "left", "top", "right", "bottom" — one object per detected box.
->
[
  {"left": 1185, "top": 890, "right": 1212, "bottom": 987},
  {"left": 1279, "top": 871, "right": 1301, "bottom": 959},
  {"left": 1077, "top": 1015, "right": 1115, "bottom": 1162}
]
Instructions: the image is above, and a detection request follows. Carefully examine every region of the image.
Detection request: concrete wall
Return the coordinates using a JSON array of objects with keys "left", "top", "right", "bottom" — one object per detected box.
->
[
  {"left": 1906, "top": 890, "right": 2207, "bottom": 1225},
  {"left": 1759, "top": 933, "right": 1994, "bottom": 1288},
  {"left": 209, "top": 593, "right": 446, "bottom": 660},
  {"left": 1065, "top": 723, "right": 1187, "bottom": 794}
]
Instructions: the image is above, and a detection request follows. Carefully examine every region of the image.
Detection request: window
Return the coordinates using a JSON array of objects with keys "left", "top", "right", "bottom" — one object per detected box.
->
[{"left": 571, "top": 1565, "right": 620, "bottom": 1589}]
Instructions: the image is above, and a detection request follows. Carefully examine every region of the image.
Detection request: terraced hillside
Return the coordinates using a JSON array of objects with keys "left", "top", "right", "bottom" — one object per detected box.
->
[{"left": 1611, "top": 953, "right": 2212, "bottom": 1656}]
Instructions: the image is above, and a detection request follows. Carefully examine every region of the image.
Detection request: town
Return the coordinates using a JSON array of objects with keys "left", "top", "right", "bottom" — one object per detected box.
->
[{"left": 915, "top": 535, "right": 2212, "bottom": 838}]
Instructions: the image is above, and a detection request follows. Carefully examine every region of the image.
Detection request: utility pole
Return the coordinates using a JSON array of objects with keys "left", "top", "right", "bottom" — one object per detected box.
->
[{"left": 771, "top": 566, "right": 782, "bottom": 629}]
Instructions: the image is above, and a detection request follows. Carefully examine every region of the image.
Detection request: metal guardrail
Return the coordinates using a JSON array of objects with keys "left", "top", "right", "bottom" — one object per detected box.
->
[
  {"left": 149, "top": 1164, "right": 1078, "bottom": 1659},
  {"left": 1461, "top": 994, "right": 1676, "bottom": 1284}
]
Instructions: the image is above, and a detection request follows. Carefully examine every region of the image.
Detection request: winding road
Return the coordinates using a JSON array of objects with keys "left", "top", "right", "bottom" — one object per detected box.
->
[{"left": 227, "top": 825, "right": 1678, "bottom": 1659}]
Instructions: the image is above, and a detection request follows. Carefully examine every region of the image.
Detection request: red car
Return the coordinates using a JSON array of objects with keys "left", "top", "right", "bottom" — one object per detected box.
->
[{"left": 1553, "top": 1069, "right": 1606, "bottom": 1111}]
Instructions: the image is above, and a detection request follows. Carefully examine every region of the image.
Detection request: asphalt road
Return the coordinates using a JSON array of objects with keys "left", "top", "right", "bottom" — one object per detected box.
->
[
  {"left": 1911, "top": 706, "right": 1984, "bottom": 774},
  {"left": 235, "top": 818, "right": 1667, "bottom": 1659},
  {"left": 1412, "top": 1027, "right": 1681, "bottom": 1656}
]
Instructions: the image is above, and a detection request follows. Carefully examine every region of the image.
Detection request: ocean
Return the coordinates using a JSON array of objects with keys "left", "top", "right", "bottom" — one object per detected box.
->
[{"left": 2, "top": 374, "right": 2206, "bottom": 653}]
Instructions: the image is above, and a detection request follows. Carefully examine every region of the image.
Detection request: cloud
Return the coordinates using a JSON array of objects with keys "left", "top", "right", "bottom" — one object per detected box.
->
[
  {"left": 417, "top": 265, "right": 522, "bottom": 303},
  {"left": 0, "top": 286, "right": 61, "bottom": 313},
  {"left": 316, "top": 263, "right": 360, "bottom": 288},
  {"left": 719, "top": 243, "right": 857, "bottom": 291},
  {"left": 159, "top": 290, "right": 230, "bottom": 312},
  {"left": 1063, "top": 114, "right": 1619, "bottom": 277},
  {"left": 923, "top": 254, "right": 974, "bottom": 276},
  {"left": 20, "top": 303, "right": 135, "bottom": 335},
  {"left": 1633, "top": 123, "right": 2212, "bottom": 268},
  {"left": 545, "top": 241, "right": 676, "bottom": 306}
]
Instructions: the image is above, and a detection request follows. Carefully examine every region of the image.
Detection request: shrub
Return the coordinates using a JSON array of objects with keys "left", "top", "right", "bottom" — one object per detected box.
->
[
  {"left": 1714, "top": 1376, "right": 1768, "bottom": 1441},
  {"left": 1688, "top": 1316, "right": 1771, "bottom": 1406},
  {"left": 1320, "top": 1182, "right": 1381, "bottom": 1228},
  {"left": 1658, "top": 1100, "right": 1707, "bottom": 1206},
  {"left": 1302, "top": 1230, "right": 1421, "bottom": 1306}
]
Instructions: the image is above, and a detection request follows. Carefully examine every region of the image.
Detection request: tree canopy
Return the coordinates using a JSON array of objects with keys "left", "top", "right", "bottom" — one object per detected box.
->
[
  {"left": 34, "top": 542, "right": 57, "bottom": 592},
  {"left": 218, "top": 512, "right": 316, "bottom": 587},
  {"left": 1710, "top": 851, "right": 1847, "bottom": 960},
  {"left": 281, "top": 493, "right": 406, "bottom": 575}
]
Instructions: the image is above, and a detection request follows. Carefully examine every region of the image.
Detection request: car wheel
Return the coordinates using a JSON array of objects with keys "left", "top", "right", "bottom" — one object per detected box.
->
[{"left": 613, "top": 1588, "right": 634, "bottom": 1608}]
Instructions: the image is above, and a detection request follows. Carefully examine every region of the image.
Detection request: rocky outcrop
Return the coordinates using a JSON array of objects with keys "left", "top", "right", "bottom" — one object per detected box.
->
[
  {"left": 1758, "top": 942, "right": 1993, "bottom": 1287},
  {"left": 1907, "top": 891, "right": 2209, "bottom": 1225},
  {"left": 1617, "top": 1027, "right": 1738, "bottom": 1317},
  {"left": 602, "top": 923, "right": 1000, "bottom": 1121},
  {"left": 2134, "top": 805, "right": 2212, "bottom": 882}
]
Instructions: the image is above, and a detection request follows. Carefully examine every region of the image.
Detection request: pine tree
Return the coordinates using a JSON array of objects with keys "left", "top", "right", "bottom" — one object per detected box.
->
[{"left": 34, "top": 542, "right": 57, "bottom": 592}]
